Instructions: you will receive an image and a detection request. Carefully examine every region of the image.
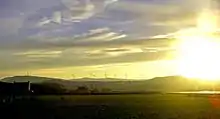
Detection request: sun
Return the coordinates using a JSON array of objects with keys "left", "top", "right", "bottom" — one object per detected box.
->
[
  {"left": 176, "top": 9, "right": 220, "bottom": 81},
  {"left": 176, "top": 35, "right": 220, "bottom": 81}
]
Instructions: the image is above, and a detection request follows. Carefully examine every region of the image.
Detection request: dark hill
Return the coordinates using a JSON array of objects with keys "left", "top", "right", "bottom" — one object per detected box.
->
[
  {"left": 1, "top": 75, "right": 218, "bottom": 92},
  {"left": 1, "top": 76, "right": 60, "bottom": 83}
]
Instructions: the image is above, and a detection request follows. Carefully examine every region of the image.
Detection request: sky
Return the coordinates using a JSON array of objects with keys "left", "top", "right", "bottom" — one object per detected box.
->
[{"left": 0, "top": 0, "right": 217, "bottom": 79}]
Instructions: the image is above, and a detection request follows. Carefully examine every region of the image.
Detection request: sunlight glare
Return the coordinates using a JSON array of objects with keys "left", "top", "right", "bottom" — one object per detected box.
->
[
  {"left": 197, "top": 9, "right": 218, "bottom": 33},
  {"left": 176, "top": 9, "right": 220, "bottom": 81}
]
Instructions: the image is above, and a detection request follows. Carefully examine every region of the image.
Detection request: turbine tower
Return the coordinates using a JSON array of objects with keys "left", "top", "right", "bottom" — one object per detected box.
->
[
  {"left": 125, "top": 73, "right": 128, "bottom": 79},
  {"left": 72, "top": 74, "right": 76, "bottom": 79},
  {"left": 90, "top": 73, "right": 96, "bottom": 78},
  {"left": 104, "top": 72, "right": 108, "bottom": 79},
  {"left": 26, "top": 71, "right": 30, "bottom": 76},
  {"left": 114, "top": 74, "right": 117, "bottom": 79}
]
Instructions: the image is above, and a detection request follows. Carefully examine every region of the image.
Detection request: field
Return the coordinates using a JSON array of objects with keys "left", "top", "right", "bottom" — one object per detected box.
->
[{"left": 1, "top": 94, "right": 220, "bottom": 119}]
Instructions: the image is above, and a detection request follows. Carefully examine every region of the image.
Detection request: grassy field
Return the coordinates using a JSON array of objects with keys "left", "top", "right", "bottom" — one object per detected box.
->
[{"left": 1, "top": 94, "right": 220, "bottom": 119}]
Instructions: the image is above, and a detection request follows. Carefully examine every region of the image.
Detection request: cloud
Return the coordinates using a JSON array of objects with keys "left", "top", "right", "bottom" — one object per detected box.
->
[
  {"left": 35, "top": 0, "right": 119, "bottom": 26},
  {"left": 63, "top": 0, "right": 95, "bottom": 21},
  {"left": 37, "top": 11, "right": 62, "bottom": 26},
  {"left": 14, "top": 50, "right": 62, "bottom": 58},
  {"left": 89, "top": 27, "right": 110, "bottom": 34},
  {"left": 0, "top": 34, "right": 172, "bottom": 51},
  {"left": 0, "top": 0, "right": 211, "bottom": 74},
  {"left": 100, "top": 0, "right": 215, "bottom": 38},
  {"left": 85, "top": 47, "right": 143, "bottom": 57},
  {"left": 23, "top": 27, "right": 128, "bottom": 49},
  {"left": 0, "top": 49, "right": 173, "bottom": 72},
  {"left": 0, "top": 0, "right": 218, "bottom": 38},
  {"left": 0, "top": 0, "right": 206, "bottom": 40},
  {"left": 0, "top": 36, "right": 175, "bottom": 72},
  {"left": 104, "top": 0, "right": 118, "bottom": 6},
  {"left": 82, "top": 32, "right": 126, "bottom": 41}
]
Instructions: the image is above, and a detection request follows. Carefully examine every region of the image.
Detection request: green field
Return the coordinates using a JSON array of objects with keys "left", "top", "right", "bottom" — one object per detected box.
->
[{"left": 1, "top": 94, "right": 220, "bottom": 119}]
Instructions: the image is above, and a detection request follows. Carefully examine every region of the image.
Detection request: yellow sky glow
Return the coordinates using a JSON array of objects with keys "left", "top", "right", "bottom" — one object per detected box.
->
[
  {"left": 175, "top": 8, "right": 220, "bottom": 81},
  {"left": 0, "top": 60, "right": 177, "bottom": 80}
]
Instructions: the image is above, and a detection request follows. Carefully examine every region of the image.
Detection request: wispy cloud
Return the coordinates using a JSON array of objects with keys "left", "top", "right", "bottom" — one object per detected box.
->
[
  {"left": 35, "top": 0, "right": 119, "bottom": 26},
  {"left": 63, "top": 0, "right": 95, "bottom": 21},
  {"left": 0, "top": 36, "right": 175, "bottom": 72},
  {"left": 37, "top": 11, "right": 62, "bottom": 26},
  {"left": 14, "top": 50, "right": 62, "bottom": 58},
  {"left": 0, "top": 0, "right": 214, "bottom": 77}
]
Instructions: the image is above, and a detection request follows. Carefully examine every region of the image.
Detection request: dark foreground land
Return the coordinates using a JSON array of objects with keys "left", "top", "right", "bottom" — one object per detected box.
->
[{"left": 1, "top": 94, "right": 220, "bottom": 119}]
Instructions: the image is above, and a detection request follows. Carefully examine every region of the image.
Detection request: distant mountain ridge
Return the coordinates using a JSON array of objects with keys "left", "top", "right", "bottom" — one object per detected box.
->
[
  {"left": 1, "top": 76, "right": 128, "bottom": 83},
  {"left": 1, "top": 75, "right": 220, "bottom": 92},
  {"left": 1, "top": 76, "right": 60, "bottom": 83}
]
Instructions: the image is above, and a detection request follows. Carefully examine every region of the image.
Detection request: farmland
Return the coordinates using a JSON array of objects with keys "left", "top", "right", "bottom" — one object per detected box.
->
[{"left": 1, "top": 94, "right": 220, "bottom": 119}]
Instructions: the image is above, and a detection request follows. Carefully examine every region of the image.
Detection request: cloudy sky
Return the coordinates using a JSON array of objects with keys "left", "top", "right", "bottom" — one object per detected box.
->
[{"left": 0, "top": 0, "right": 217, "bottom": 79}]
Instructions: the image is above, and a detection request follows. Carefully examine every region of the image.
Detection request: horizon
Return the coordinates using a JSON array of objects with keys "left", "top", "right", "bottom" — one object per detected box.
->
[{"left": 0, "top": 74, "right": 182, "bottom": 81}]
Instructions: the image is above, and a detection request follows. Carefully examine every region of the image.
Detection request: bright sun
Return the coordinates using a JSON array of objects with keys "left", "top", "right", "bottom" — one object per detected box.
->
[{"left": 176, "top": 9, "right": 220, "bottom": 81}]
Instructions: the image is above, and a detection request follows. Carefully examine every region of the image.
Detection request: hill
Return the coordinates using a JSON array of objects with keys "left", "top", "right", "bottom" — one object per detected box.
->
[
  {"left": 1, "top": 76, "right": 61, "bottom": 83},
  {"left": 1, "top": 75, "right": 219, "bottom": 92}
]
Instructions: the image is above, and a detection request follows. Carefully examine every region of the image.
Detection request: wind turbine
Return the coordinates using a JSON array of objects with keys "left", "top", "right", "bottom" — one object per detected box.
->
[
  {"left": 90, "top": 73, "right": 96, "bottom": 78},
  {"left": 71, "top": 74, "right": 76, "bottom": 79},
  {"left": 104, "top": 72, "right": 108, "bottom": 79},
  {"left": 26, "top": 71, "right": 31, "bottom": 76},
  {"left": 114, "top": 74, "right": 117, "bottom": 79},
  {"left": 125, "top": 73, "right": 128, "bottom": 80}
]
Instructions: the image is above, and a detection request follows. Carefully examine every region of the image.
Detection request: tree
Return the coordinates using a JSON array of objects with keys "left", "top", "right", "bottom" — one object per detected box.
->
[
  {"left": 31, "top": 82, "right": 66, "bottom": 95},
  {"left": 75, "top": 86, "right": 90, "bottom": 94}
]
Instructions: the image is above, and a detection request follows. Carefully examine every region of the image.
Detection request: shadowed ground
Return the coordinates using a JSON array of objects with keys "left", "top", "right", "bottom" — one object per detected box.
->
[{"left": 1, "top": 94, "right": 220, "bottom": 119}]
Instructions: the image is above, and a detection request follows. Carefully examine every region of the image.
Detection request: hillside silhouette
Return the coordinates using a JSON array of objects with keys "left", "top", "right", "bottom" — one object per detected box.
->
[
  {"left": 1, "top": 76, "right": 57, "bottom": 83},
  {"left": 1, "top": 75, "right": 220, "bottom": 92}
]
